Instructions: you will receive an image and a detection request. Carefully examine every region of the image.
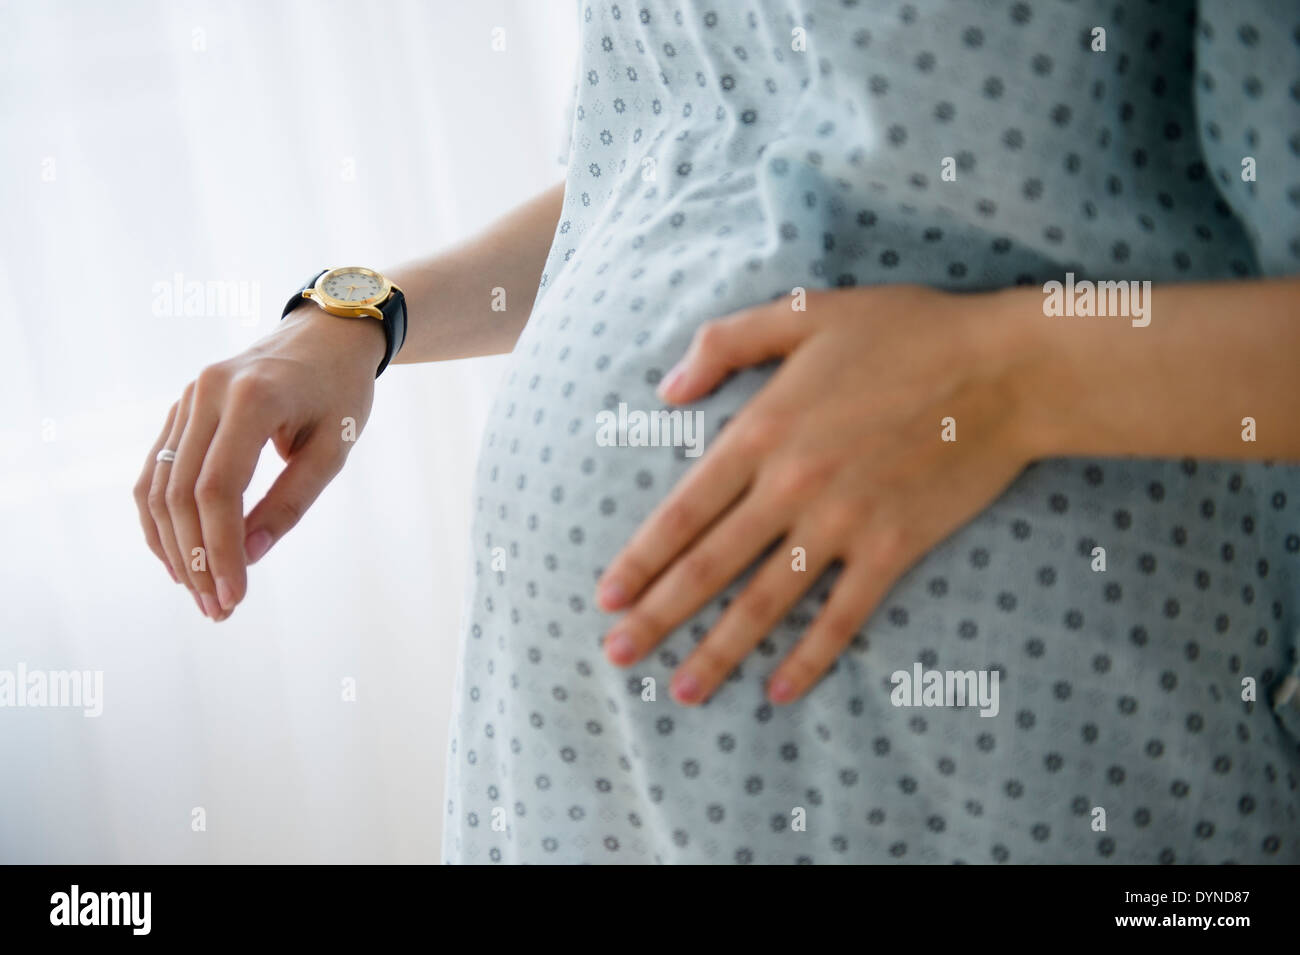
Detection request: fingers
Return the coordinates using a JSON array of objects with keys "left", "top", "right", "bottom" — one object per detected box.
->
[
  {"left": 139, "top": 368, "right": 352, "bottom": 622},
  {"left": 763, "top": 440, "right": 1021, "bottom": 704},
  {"left": 602, "top": 495, "right": 787, "bottom": 669},
  {"left": 669, "top": 532, "right": 834, "bottom": 704},
  {"left": 657, "top": 301, "right": 812, "bottom": 403},
  {"left": 766, "top": 535, "right": 905, "bottom": 705},
  {"left": 595, "top": 438, "right": 755, "bottom": 610},
  {"left": 135, "top": 402, "right": 180, "bottom": 582},
  {"left": 167, "top": 380, "right": 222, "bottom": 617},
  {"left": 147, "top": 388, "right": 195, "bottom": 600},
  {"left": 241, "top": 429, "right": 346, "bottom": 565},
  {"left": 195, "top": 376, "right": 285, "bottom": 614}
]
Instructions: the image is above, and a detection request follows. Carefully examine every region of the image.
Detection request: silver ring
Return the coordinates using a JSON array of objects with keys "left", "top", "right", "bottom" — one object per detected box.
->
[{"left": 156, "top": 449, "right": 178, "bottom": 464}]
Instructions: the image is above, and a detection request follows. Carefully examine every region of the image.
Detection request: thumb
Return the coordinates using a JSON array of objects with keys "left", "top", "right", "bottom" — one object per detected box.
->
[
  {"left": 657, "top": 299, "right": 811, "bottom": 403},
  {"left": 242, "top": 431, "right": 347, "bottom": 564}
]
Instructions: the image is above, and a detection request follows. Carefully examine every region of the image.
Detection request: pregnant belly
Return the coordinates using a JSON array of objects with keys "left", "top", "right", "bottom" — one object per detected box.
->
[{"left": 451, "top": 192, "right": 1300, "bottom": 863}]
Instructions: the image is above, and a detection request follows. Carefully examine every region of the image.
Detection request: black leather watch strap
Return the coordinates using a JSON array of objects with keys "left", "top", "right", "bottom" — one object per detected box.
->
[
  {"left": 376, "top": 286, "right": 407, "bottom": 377},
  {"left": 281, "top": 269, "right": 327, "bottom": 318},
  {"left": 280, "top": 269, "right": 406, "bottom": 378}
]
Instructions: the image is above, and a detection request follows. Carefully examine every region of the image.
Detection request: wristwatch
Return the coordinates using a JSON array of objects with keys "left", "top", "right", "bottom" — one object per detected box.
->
[{"left": 281, "top": 267, "right": 407, "bottom": 377}]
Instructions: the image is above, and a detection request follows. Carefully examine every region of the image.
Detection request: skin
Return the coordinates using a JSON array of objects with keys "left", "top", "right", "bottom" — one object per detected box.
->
[
  {"left": 596, "top": 279, "right": 1300, "bottom": 705},
  {"left": 134, "top": 179, "right": 1298, "bottom": 707}
]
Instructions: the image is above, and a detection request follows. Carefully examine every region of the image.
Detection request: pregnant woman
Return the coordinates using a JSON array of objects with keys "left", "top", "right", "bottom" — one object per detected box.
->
[{"left": 136, "top": 0, "right": 1300, "bottom": 864}]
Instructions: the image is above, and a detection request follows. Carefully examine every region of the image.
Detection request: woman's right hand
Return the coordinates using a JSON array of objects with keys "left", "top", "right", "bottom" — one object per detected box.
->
[{"left": 134, "top": 308, "right": 386, "bottom": 621}]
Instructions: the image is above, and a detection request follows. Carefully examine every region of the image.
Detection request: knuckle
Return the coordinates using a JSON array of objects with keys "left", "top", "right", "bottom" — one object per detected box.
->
[
  {"left": 625, "top": 607, "right": 665, "bottom": 642},
  {"left": 163, "top": 480, "right": 192, "bottom": 511},
  {"left": 730, "top": 414, "right": 778, "bottom": 458},
  {"left": 732, "top": 586, "right": 776, "bottom": 626},
  {"left": 812, "top": 498, "right": 863, "bottom": 540},
  {"left": 193, "top": 471, "right": 231, "bottom": 507},
  {"left": 690, "top": 641, "right": 736, "bottom": 680},
  {"left": 679, "top": 548, "right": 716, "bottom": 584},
  {"left": 322, "top": 443, "right": 349, "bottom": 475},
  {"left": 610, "top": 551, "right": 651, "bottom": 589},
  {"left": 867, "top": 521, "right": 911, "bottom": 569},
  {"left": 270, "top": 495, "right": 306, "bottom": 528},
  {"left": 658, "top": 499, "right": 697, "bottom": 538},
  {"left": 693, "top": 321, "right": 730, "bottom": 358},
  {"left": 816, "top": 611, "right": 860, "bottom": 649},
  {"left": 146, "top": 485, "right": 169, "bottom": 517},
  {"left": 783, "top": 650, "right": 825, "bottom": 687},
  {"left": 193, "top": 364, "right": 229, "bottom": 400},
  {"left": 766, "top": 454, "right": 832, "bottom": 505},
  {"left": 227, "top": 369, "right": 273, "bottom": 405}
]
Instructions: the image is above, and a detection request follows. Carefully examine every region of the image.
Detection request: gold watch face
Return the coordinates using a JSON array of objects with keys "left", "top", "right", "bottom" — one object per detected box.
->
[{"left": 315, "top": 267, "right": 390, "bottom": 308}]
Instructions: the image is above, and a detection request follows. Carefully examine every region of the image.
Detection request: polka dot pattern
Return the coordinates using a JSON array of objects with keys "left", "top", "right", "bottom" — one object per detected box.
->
[{"left": 442, "top": 0, "right": 1300, "bottom": 863}]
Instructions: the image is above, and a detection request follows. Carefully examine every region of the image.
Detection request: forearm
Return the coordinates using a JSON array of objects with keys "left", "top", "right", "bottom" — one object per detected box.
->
[
  {"left": 389, "top": 180, "right": 565, "bottom": 364},
  {"left": 1001, "top": 278, "right": 1300, "bottom": 461}
]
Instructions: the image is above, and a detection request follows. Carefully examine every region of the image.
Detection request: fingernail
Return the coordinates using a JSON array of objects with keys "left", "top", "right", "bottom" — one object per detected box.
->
[
  {"left": 597, "top": 579, "right": 627, "bottom": 610},
  {"left": 216, "top": 577, "right": 235, "bottom": 612},
  {"left": 191, "top": 590, "right": 208, "bottom": 618},
  {"left": 657, "top": 364, "right": 685, "bottom": 400},
  {"left": 768, "top": 676, "right": 796, "bottom": 704},
  {"left": 200, "top": 592, "right": 221, "bottom": 619},
  {"left": 671, "top": 670, "right": 702, "bottom": 704},
  {"left": 605, "top": 629, "right": 637, "bottom": 665},
  {"left": 245, "top": 529, "right": 273, "bottom": 564},
  {"left": 166, "top": 564, "right": 179, "bottom": 584}
]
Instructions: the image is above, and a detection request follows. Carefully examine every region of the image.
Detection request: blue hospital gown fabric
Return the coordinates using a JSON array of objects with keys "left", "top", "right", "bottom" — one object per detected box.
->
[{"left": 442, "top": 0, "right": 1300, "bottom": 864}]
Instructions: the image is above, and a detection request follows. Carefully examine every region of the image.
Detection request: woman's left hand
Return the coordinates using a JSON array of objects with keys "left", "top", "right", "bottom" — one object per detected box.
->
[{"left": 596, "top": 284, "right": 1048, "bottom": 706}]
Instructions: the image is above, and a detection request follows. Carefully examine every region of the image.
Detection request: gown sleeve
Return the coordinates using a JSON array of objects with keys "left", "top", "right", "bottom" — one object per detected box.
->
[
  {"left": 1193, "top": 2, "right": 1300, "bottom": 735},
  {"left": 1192, "top": 1, "right": 1300, "bottom": 276}
]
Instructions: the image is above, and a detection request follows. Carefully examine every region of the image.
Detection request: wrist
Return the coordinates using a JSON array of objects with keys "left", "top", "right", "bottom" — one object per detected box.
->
[
  {"left": 974, "top": 285, "right": 1080, "bottom": 461},
  {"left": 966, "top": 278, "right": 1300, "bottom": 463},
  {"left": 280, "top": 306, "right": 388, "bottom": 374},
  {"left": 986, "top": 284, "right": 1153, "bottom": 460}
]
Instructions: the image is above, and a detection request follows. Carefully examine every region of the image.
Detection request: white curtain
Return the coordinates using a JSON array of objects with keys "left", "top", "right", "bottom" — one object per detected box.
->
[{"left": 0, "top": 0, "right": 577, "bottom": 862}]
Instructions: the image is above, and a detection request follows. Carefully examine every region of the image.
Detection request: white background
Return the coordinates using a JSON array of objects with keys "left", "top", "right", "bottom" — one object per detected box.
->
[{"left": 0, "top": 0, "right": 577, "bottom": 862}]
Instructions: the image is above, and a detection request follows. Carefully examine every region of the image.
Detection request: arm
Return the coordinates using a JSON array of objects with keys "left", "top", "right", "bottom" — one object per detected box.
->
[
  {"left": 1012, "top": 278, "right": 1300, "bottom": 460},
  {"left": 390, "top": 180, "right": 565, "bottom": 363},
  {"left": 134, "top": 180, "right": 566, "bottom": 621}
]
